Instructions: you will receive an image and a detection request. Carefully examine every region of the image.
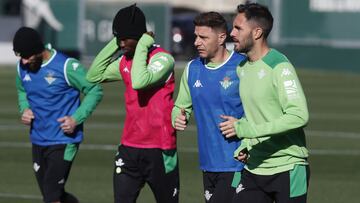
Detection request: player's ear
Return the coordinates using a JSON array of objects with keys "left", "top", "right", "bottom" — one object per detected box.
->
[
  {"left": 218, "top": 32, "right": 227, "bottom": 45},
  {"left": 253, "top": 27, "right": 263, "bottom": 40}
]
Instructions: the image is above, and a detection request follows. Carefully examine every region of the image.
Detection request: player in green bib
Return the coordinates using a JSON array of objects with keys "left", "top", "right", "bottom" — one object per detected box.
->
[{"left": 219, "top": 2, "right": 310, "bottom": 203}]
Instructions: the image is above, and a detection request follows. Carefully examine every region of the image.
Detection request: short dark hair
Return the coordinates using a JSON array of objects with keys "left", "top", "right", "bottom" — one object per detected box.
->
[
  {"left": 236, "top": 2, "right": 273, "bottom": 39},
  {"left": 193, "top": 12, "right": 227, "bottom": 33}
]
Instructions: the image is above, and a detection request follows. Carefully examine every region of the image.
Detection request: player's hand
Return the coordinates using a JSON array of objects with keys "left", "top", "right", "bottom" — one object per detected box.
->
[
  {"left": 174, "top": 108, "right": 187, "bottom": 131},
  {"left": 58, "top": 116, "right": 77, "bottom": 134},
  {"left": 145, "top": 31, "right": 155, "bottom": 38},
  {"left": 235, "top": 150, "right": 248, "bottom": 163},
  {"left": 21, "top": 108, "right": 34, "bottom": 125},
  {"left": 219, "top": 115, "right": 238, "bottom": 138}
]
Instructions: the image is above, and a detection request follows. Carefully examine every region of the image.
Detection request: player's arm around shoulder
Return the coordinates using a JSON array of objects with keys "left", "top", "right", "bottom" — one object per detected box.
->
[
  {"left": 86, "top": 37, "right": 122, "bottom": 83},
  {"left": 131, "top": 33, "right": 175, "bottom": 90},
  {"left": 65, "top": 58, "right": 103, "bottom": 125}
]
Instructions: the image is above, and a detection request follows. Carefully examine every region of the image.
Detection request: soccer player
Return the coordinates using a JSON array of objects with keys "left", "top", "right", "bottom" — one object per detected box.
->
[
  {"left": 172, "top": 12, "right": 246, "bottom": 203},
  {"left": 219, "top": 2, "right": 310, "bottom": 203},
  {"left": 86, "top": 4, "right": 179, "bottom": 203},
  {"left": 13, "top": 27, "right": 103, "bottom": 203}
]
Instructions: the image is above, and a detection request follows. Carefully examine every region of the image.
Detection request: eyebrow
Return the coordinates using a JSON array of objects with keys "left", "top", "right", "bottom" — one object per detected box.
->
[{"left": 234, "top": 25, "right": 241, "bottom": 30}]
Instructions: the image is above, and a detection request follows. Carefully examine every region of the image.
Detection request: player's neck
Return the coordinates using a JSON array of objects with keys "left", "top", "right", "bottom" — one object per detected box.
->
[
  {"left": 248, "top": 41, "right": 270, "bottom": 62},
  {"left": 42, "top": 49, "right": 52, "bottom": 61},
  {"left": 208, "top": 46, "right": 229, "bottom": 64}
]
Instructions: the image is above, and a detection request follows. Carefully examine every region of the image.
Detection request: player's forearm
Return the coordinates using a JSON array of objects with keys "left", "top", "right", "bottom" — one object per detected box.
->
[
  {"left": 171, "top": 105, "right": 192, "bottom": 127},
  {"left": 16, "top": 75, "right": 30, "bottom": 113},
  {"left": 86, "top": 38, "right": 122, "bottom": 83},
  {"left": 233, "top": 138, "right": 250, "bottom": 158},
  {"left": 67, "top": 60, "right": 104, "bottom": 124},
  {"left": 131, "top": 34, "right": 174, "bottom": 89},
  {"left": 234, "top": 111, "right": 308, "bottom": 139},
  {"left": 72, "top": 84, "right": 103, "bottom": 124},
  {"left": 171, "top": 70, "right": 192, "bottom": 126}
]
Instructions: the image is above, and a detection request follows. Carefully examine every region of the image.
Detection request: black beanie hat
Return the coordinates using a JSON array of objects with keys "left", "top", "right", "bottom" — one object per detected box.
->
[
  {"left": 13, "top": 27, "right": 44, "bottom": 59},
  {"left": 112, "top": 4, "right": 147, "bottom": 40}
]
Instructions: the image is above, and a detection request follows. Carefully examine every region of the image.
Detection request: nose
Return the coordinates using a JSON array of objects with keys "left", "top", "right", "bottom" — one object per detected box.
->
[
  {"left": 194, "top": 37, "right": 200, "bottom": 47},
  {"left": 119, "top": 40, "right": 126, "bottom": 48},
  {"left": 229, "top": 29, "right": 235, "bottom": 38},
  {"left": 21, "top": 58, "right": 30, "bottom": 65}
]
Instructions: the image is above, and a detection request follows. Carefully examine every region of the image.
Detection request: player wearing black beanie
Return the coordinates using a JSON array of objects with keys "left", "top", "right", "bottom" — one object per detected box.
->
[
  {"left": 13, "top": 26, "right": 103, "bottom": 203},
  {"left": 13, "top": 27, "right": 45, "bottom": 72},
  {"left": 112, "top": 4, "right": 147, "bottom": 40},
  {"left": 111, "top": 4, "right": 148, "bottom": 58},
  {"left": 13, "top": 27, "right": 44, "bottom": 59},
  {"left": 87, "top": 3, "right": 179, "bottom": 203}
]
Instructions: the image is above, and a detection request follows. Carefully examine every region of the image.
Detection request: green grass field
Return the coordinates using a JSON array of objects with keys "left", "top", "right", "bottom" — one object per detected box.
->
[{"left": 1, "top": 65, "right": 360, "bottom": 203}]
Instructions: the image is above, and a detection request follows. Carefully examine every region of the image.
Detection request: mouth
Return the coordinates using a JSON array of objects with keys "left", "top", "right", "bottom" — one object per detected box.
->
[
  {"left": 121, "top": 49, "right": 130, "bottom": 55},
  {"left": 197, "top": 48, "right": 205, "bottom": 53},
  {"left": 231, "top": 37, "right": 239, "bottom": 43}
]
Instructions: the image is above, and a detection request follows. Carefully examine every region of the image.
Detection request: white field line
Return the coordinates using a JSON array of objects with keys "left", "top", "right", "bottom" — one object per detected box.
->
[
  {"left": 307, "top": 130, "right": 360, "bottom": 139},
  {"left": 0, "top": 192, "right": 42, "bottom": 200},
  {"left": 0, "top": 141, "right": 360, "bottom": 155},
  {"left": 310, "top": 114, "right": 360, "bottom": 120},
  {"left": 1, "top": 122, "right": 359, "bottom": 139}
]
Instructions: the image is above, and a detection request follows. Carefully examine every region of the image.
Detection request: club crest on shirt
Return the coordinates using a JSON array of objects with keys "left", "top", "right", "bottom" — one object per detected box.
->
[
  {"left": 44, "top": 71, "right": 56, "bottom": 85},
  {"left": 220, "top": 76, "right": 233, "bottom": 90},
  {"left": 258, "top": 69, "right": 266, "bottom": 79}
]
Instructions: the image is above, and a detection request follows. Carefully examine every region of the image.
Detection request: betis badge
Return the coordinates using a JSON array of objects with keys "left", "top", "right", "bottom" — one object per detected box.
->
[{"left": 220, "top": 76, "right": 233, "bottom": 89}]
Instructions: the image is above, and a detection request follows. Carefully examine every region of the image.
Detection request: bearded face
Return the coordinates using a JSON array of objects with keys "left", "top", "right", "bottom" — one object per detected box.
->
[
  {"left": 21, "top": 53, "right": 43, "bottom": 73},
  {"left": 230, "top": 13, "right": 256, "bottom": 54}
]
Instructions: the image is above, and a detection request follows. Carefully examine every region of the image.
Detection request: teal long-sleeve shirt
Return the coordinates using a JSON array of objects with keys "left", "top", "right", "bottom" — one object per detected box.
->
[
  {"left": 234, "top": 49, "right": 309, "bottom": 175},
  {"left": 16, "top": 49, "right": 103, "bottom": 124}
]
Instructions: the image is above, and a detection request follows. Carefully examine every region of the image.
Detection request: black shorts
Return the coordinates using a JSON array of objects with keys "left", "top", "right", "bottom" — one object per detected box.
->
[
  {"left": 32, "top": 143, "right": 79, "bottom": 203},
  {"left": 113, "top": 145, "right": 179, "bottom": 203},
  {"left": 202, "top": 171, "right": 241, "bottom": 203},
  {"left": 232, "top": 165, "right": 310, "bottom": 203}
]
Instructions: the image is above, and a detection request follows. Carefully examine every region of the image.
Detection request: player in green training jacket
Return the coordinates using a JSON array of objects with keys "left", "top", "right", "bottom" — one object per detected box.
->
[{"left": 219, "top": 2, "right": 310, "bottom": 203}]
